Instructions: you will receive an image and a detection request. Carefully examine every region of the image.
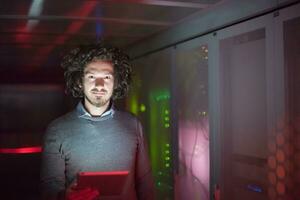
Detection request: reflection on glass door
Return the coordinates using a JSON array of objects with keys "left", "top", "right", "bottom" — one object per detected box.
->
[
  {"left": 263, "top": 4, "right": 300, "bottom": 200},
  {"left": 174, "top": 41, "right": 210, "bottom": 200},
  {"left": 217, "top": 3, "right": 300, "bottom": 200},
  {"left": 128, "top": 49, "right": 174, "bottom": 200},
  {"left": 270, "top": 4, "right": 300, "bottom": 199},
  {"left": 220, "top": 28, "right": 268, "bottom": 200}
]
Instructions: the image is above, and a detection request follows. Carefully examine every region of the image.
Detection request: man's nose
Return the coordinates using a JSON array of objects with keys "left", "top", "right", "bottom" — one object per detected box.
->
[{"left": 95, "top": 78, "right": 104, "bottom": 87}]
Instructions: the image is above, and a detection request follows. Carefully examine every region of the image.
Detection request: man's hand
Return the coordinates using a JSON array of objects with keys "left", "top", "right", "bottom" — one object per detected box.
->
[{"left": 66, "top": 182, "right": 99, "bottom": 200}]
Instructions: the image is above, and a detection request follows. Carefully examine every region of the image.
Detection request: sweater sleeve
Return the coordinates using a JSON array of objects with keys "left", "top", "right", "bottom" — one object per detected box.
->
[
  {"left": 135, "top": 120, "right": 155, "bottom": 200},
  {"left": 40, "top": 124, "right": 66, "bottom": 200}
]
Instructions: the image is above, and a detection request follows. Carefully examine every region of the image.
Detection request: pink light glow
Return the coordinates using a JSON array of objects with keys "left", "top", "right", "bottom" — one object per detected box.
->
[
  {"left": 0, "top": 146, "right": 42, "bottom": 154},
  {"left": 15, "top": 27, "right": 32, "bottom": 43},
  {"left": 175, "top": 118, "right": 210, "bottom": 200}
]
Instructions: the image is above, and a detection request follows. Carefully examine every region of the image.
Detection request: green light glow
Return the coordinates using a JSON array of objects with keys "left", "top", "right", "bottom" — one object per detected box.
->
[
  {"left": 140, "top": 104, "right": 146, "bottom": 112},
  {"left": 128, "top": 93, "right": 139, "bottom": 115},
  {"left": 128, "top": 86, "right": 173, "bottom": 199},
  {"left": 148, "top": 89, "right": 173, "bottom": 197},
  {"left": 155, "top": 94, "right": 170, "bottom": 101}
]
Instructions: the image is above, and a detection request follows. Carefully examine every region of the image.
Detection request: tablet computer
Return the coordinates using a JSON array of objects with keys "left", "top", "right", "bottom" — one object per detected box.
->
[{"left": 77, "top": 171, "right": 129, "bottom": 196}]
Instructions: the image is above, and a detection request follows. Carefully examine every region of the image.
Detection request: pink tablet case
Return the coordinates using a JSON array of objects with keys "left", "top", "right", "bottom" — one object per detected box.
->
[{"left": 77, "top": 171, "right": 129, "bottom": 196}]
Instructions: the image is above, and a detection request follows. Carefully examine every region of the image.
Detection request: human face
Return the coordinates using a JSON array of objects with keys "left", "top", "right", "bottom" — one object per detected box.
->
[{"left": 82, "top": 60, "right": 114, "bottom": 109}]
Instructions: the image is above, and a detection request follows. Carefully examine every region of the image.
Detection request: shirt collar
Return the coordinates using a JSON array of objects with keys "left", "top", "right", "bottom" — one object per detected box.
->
[{"left": 76, "top": 101, "right": 115, "bottom": 121}]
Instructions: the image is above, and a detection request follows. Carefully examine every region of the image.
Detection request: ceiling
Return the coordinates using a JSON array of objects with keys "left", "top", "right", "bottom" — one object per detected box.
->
[{"left": 0, "top": 0, "right": 223, "bottom": 84}]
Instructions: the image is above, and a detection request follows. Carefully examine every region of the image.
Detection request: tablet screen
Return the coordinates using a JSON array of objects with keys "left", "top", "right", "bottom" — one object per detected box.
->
[{"left": 77, "top": 171, "right": 129, "bottom": 196}]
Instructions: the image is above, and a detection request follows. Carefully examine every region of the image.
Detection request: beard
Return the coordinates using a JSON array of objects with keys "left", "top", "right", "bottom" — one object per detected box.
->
[{"left": 84, "top": 93, "right": 110, "bottom": 107}]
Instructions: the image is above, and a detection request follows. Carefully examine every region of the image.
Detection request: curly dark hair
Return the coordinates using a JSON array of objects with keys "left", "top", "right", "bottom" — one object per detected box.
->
[{"left": 61, "top": 42, "right": 132, "bottom": 100}]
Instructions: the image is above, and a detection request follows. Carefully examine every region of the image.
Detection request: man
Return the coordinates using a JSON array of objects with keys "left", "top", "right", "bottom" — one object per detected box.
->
[{"left": 40, "top": 43, "right": 154, "bottom": 200}]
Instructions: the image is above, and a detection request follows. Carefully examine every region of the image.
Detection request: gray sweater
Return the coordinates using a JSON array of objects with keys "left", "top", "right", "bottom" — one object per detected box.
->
[{"left": 40, "top": 102, "right": 154, "bottom": 200}]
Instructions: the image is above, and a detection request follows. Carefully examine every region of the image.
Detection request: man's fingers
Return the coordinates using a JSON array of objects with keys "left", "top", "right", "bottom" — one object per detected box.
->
[{"left": 70, "top": 182, "right": 78, "bottom": 190}]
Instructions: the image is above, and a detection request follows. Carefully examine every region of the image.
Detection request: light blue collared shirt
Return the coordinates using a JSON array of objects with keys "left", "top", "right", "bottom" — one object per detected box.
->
[{"left": 76, "top": 101, "right": 115, "bottom": 121}]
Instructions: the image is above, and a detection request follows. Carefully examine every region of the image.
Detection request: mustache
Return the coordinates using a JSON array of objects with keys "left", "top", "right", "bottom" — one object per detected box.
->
[{"left": 91, "top": 88, "right": 107, "bottom": 93}]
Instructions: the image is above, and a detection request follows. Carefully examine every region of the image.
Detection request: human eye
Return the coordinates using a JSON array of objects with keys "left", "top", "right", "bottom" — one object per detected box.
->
[
  {"left": 104, "top": 75, "right": 112, "bottom": 80},
  {"left": 87, "top": 74, "right": 95, "bottom": 79}
]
